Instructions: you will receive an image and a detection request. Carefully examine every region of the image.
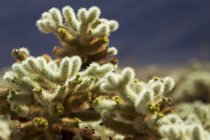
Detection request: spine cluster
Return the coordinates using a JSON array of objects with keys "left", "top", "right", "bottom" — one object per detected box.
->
[{"left": 36, "top": 6, "right": 119, "bottom": 68}]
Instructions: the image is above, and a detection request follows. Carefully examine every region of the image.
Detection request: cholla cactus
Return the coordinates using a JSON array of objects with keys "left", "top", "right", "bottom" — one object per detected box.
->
[
  {"left": 36, "top": 6, "right": 119, "bottom": 68},
  {"left": 2, "top": 47, "right": 176, "bottom": 139},
  {"left": 171, "top": 63, "right": 210, "bottom": 103},
  {"left": 0, "top": 4, "right": 182, "bottom": 140},
  {"left": 158, "top": 114, "right": 210, "bottom": 140},
  {"left": 175, "top": 101, "right": 210, "bottom": 131},
  {"left": 2, "top": 48, "right": 115, "bottom": 139},
  {"left": 92, "top": 68, "right": 175, "bottom": 139}
]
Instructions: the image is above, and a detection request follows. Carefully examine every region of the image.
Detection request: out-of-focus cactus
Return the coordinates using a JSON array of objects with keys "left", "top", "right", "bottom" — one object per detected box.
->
[
  {"left": 36, "top": 6, "right": 119, "bottom": 68},
  {"left": 170, "top": 63, "right": 210, "bottom": 103},
  {"left": 158, "top": 114, "right": 210, "bottom": 140},
  {"left": 0, "top": 116, "right": 12, "bottom": 140},
  {"left": 175, "top": 101, "right": 210, "bottom": 131}
]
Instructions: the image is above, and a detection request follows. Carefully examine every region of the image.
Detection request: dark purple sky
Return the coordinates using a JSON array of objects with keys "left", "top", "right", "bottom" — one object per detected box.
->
[{"left": 0, "top": 0, "right": 210, "bottom": 68}]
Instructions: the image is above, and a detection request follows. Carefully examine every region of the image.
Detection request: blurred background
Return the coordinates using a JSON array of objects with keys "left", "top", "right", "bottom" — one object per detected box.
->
[{"left": 0, "top": 0, "right": 210, "bottom": 68}]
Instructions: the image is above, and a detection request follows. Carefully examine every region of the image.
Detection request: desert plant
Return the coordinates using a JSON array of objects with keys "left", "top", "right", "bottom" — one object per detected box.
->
[
  {"left": 1, "top": 5, "right": 209, "bottom": 140},
  {"left": 36, "top": 6, "right": 119, "bottom": 68},
  {"left": 170, "top": 63, "right": 210, "bottom": 103}
]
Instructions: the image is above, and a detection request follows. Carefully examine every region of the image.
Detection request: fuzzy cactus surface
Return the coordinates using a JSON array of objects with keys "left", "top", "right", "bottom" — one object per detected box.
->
[
  {"left": 0, "top": 4, "right": 210, "bottom": 140},
  {"left": 36, "top": 6, "right": 119, "bottom": 68}
]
